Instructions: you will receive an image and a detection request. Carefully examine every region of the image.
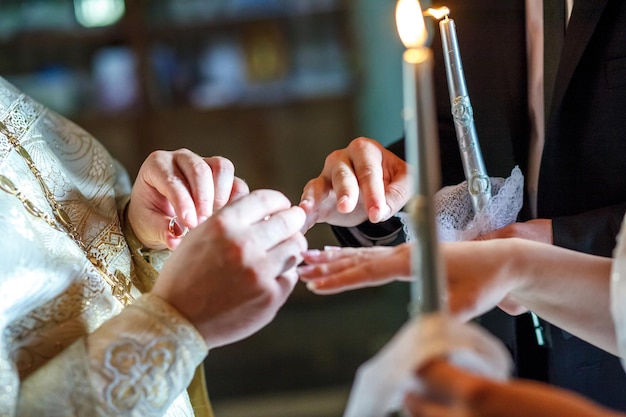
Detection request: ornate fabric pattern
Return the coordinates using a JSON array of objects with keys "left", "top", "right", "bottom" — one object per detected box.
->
[{"left": 0, "top": 77, "right": 206, "bottom": 417}]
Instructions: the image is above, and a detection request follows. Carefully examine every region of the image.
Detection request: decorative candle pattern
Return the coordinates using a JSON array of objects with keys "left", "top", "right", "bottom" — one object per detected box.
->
[{"left": 433, "top": 9, "right": 491, "bottom": 212}]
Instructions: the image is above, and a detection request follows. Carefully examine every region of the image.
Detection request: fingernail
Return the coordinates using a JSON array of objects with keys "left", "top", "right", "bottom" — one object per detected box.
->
[
  {"left": 337, "top": 195, "right": 350, "bottom": 208},
  {"left": 381, "top": 204, "right": 392, "bottom": 221},
  {"left": 198, "top": 215, "right": 208, "bottom": 224},
  {"left": 323, "top": 246, "right": 342, "bottom": 251},
  {"left": 370, "top": 206, "right": 390, "bottom": 223},
  {"left": 297, "top": 264, "right": 315, "bottom": 274},
  {"left": 306, "top": 281, "right": 319, "bottom": 291},
  {"left": 304, "top": 249, "right": 322, "bottom": 256}
]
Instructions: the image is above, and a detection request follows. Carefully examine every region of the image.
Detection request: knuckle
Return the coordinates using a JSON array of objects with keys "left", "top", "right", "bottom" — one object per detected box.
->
[
  {"left": 208, "top": 156, "right": 235, "bottom": 175},
  {"left": 334, "top": 167, "right": 354, "bottom": 181},
  {"left": 172, "top": 148, "right": 194, "bottom": 160},
  {"left": 325, "top": 149, "right": 344, "bottom": 165},
  {"left": 147, "top": 149, "right": 166, "bottom": 160},
  {"left": 189, "top": 159, "right": 210, "bottom": 177},
  {"left": 355, "top": 164, "right": 377, "bottom": 180},
  {"left": 163, "top": 174, "right": 183, "bottom": 188},
  {"left": 349, "top": 136, "right": 377, "bottom": 152}
]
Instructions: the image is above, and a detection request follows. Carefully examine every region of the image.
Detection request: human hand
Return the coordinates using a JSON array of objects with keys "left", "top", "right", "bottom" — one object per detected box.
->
[
  {"left": 298, "top": 240, "right": 527, "bottom": 321},
  {"left": 402, "top": 359, "right": 495, "bottom": 417},
  {"left": 299, "top": 137, "right": 410, "bottom": 231},
  {"left": 298, "top": 243, "right": 412, "bottom": 294},
  {"left": 151, "top": 189, "right": 307, "bottom": 349},
  {"left": 127, "top": 149, "right": 249, "bottom": 250},
  {"left": 402, "top": 359, "right": 613, "bottom": 417},
  {"left": 443, "top": 240, "right": 529, "bottom": 322},
  {"left": 476, "top": 218, "right": 553, "bottom": 244}
]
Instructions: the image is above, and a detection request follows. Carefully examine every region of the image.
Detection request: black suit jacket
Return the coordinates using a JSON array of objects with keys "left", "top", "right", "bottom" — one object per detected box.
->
[
  {"left": 431, "top": 1, "right": 626, "bottom": 409},
  {"left": 428, "top": 0, "right": 626, "bottom": 256},
  {"left": 337, "top": 0, "right": 626, "bottom": 410}
]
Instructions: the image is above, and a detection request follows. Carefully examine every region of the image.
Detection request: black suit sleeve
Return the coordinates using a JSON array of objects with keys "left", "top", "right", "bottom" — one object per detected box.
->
[{"left": 552, "top": 203, "right": 626, "bottom": 257}]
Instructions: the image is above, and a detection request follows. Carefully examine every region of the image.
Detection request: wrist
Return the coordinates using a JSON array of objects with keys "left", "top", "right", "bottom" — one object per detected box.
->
[{"left": 498, "top": 238, "right": 533, "bottom": 297}]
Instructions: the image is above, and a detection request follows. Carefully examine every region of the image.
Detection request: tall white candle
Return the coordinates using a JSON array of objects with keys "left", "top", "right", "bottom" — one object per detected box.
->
[
  {"left": 429, "top": 7, "right": 491, "bottom": 212},
  {"left": 396, "top": 0, "right": 443, "bottom": 316}
]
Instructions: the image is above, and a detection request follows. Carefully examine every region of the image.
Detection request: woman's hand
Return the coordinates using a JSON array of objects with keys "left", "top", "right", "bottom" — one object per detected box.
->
[
  {"left": 298, "top": 243, "right": 412, "bottom": 294},
  {"left": 298, "top": 240, "right": 527, "bottom": 322}
]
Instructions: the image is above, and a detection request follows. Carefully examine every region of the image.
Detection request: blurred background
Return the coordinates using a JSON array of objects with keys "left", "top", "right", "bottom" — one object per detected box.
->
[{"left": 0, "top": 0, "right": 422, "bottom": 415}]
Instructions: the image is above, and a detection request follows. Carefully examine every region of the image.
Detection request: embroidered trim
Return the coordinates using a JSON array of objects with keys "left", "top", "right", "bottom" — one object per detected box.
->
[{"left": 103, "top": 337, "right": 176, "bottom": 412}]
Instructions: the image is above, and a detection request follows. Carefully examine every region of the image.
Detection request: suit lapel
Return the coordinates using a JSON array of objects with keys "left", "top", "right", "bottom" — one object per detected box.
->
[{"left": 548, "top": 0, "right": 609, "bottom": 122}]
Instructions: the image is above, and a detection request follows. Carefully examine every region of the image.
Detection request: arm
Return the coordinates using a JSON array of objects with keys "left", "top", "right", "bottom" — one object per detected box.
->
[
  {"left": 17, "top": 294, "right": 208, "bottom": 416},
  {"left": 445, "top": 239, "right": 616, "bottom": 355},
  {"left": 403, "top": 359, "right": 623, "bottom": 417},
  {"left": 16, "top": 190, "right": 307, "bottom": 416},
  {"left": 299, "top": 238, "right": 617, "bottom": 354}
]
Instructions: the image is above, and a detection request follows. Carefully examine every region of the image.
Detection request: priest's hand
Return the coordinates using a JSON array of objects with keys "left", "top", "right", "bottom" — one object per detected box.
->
[
  {"left": 299, "top": 137, "right": 410, "bottom": 232},
  {"left": 152, "top": 189, "right": 307, "bottom": 348},
  {"left": 127, "top": 149, "right": 249, "bottom": 250}
]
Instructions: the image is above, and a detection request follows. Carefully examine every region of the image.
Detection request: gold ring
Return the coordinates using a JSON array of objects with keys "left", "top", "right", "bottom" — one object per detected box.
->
[{"left": 168, "top": 216, "right": 189, "bottom": 238}]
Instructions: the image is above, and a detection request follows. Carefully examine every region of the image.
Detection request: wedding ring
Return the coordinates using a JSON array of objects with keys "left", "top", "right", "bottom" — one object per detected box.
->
[{"left": 168, "top": 216, "right": 189, "bottom": 238}]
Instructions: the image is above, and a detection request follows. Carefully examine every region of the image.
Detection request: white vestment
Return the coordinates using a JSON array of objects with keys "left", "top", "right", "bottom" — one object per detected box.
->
[{"left": 0, "top": 77, "right": 208, "bottom": 417}]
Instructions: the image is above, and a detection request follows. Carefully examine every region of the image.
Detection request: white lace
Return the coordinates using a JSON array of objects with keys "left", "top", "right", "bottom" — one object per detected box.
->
[{"left": 401, "top": 166, "right": 524, "bottom": 243}]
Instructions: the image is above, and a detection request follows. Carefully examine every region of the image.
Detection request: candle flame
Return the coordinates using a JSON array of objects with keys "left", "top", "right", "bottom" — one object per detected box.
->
[
  {"left": 396, "top": 0, "right": 427, "bottom": 48},
  {"left": 424, "top": 7, "right": 450, "bottom": 21}
]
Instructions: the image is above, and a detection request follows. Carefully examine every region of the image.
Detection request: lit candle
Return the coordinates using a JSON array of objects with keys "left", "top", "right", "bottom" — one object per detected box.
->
[
  {"left": 428, "top": 7, "right": 491, "bottom": 212},
  {"left": 396, "top": 0, "right": 443, "bottom": 316}
]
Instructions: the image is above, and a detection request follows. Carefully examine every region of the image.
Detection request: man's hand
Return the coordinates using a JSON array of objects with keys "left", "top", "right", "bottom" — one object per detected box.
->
[
  {"left": 128, "top": 149, "right": 249, "bottom": 250},
  {"left": 152, "top": 189, "right": 307, "bottom": 348},
  {"left": 300, "top": 137, "right": 410, "bottom": 231}
]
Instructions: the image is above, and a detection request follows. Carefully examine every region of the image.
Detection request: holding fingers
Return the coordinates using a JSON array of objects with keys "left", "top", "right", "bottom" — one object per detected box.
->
[
  {"left": 402, "top": 359, "right": 617, "bottom": 417},
  {"left": 299, "top": 137, "right": 411, "bottom": 231},
  {"left": 152, "top": 189, "right": 307, "bottom": 349},
  {"left": 127, "top": 149, "right": 249, "bottom": 250}
]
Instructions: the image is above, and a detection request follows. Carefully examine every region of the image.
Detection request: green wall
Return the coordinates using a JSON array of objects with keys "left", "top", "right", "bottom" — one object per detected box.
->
[
  {"left": 351, "top": 0, "right": 432, "bottom": 146},
  {"left": 351, "top": 0, "right": 403, "bottom": 146}
]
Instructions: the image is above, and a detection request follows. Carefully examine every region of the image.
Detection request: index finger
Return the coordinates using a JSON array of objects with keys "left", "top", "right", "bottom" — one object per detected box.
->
[
  {"left": 203, "top": 156, "right": 236, "bottom": 212},
  {"left": 347, "top": 138, "right": 389, "bottom": 222},
  {"left": 352, "top": 145, "right": 389, "bottom": 223}
]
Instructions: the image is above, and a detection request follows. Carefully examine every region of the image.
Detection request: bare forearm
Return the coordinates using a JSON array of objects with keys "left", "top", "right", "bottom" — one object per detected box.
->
[
  {"left": 476, "top": 378, "right": 622, "bottom": 417},
  {"left": 510, "top": 239, "right": 616, "bottom": 354}
]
